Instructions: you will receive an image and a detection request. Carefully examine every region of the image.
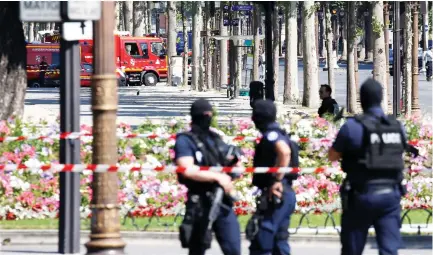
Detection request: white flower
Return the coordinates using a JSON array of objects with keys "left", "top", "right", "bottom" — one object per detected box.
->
[
  {"left": 159, "top": 181, "right": 170, "bottom": 193},
  {"left": 138, "top": 194, "right": 148, "bottom": 206}
]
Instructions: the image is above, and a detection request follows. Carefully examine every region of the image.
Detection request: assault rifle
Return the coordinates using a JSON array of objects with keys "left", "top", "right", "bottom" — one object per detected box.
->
[{"left": 207, "top": 145, "right": 242, "bottom": 230}]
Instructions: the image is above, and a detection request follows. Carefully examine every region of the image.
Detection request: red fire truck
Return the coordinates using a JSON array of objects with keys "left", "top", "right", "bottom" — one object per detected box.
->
[
  {"left": 78, "top": 31, "right": 168, "bottom": 86},
  {"left": 27, "top": 31, "right": 166, "bottom": 87},
  {"left": 26, "top": 43, "right": 60, "bottom": 87}
]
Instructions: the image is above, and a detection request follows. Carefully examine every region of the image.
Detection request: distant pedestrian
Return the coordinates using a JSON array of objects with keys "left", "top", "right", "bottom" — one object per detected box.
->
[
  {"left": 318, "top": 84, "right": 339, "bottom": 118},
  {"left": 39, "top": 56, "right": 48, "bottom": 87},
  {"left": 424, "top": 47, "right": 433, "bottom": 81}
]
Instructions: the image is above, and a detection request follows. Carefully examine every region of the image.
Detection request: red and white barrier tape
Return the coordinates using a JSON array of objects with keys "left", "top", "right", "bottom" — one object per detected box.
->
[
  {"left": 0, "top": 164, "right": 431, "bottom": 174},
  {"left": 0, "top": 132, "right": 431, "bottom": 146}
]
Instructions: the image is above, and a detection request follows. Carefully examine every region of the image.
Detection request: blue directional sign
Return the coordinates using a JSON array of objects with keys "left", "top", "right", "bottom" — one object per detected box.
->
[
  {"left": 232, "top": 5, "right": 253, "bottom": 12},
  {"left": 223, "top": 19, "right": 230, "bottom": 26},
  {"left": 231, "top": 18, "right": 239, "bottom": 26},
  {"left": 223, "top": 5, "right": 230, "bottom": 11}
]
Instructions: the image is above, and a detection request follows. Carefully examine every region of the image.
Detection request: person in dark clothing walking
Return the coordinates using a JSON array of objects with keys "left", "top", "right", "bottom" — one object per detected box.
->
[
  {"left": 318, "top": 84, "right": 339, "bottom": 118},
  {"left": 39, "top": 56, "right": 48, "bottom": 87}
]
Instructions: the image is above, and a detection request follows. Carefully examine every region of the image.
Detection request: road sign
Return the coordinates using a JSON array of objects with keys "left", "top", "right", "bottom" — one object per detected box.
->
[
  {"left": 20, "top": 1, "right": 61, "bottom": 22},
  {"left": 232, "top": 5, "right": 253, "bottom": 12},
  {"left": 223, "top": 5, "right": 230, "bottom": 11},
  {"left": 62, "top": 1, "right": 101, "bottom": 21},
  {"left": 244, "top": 40, "right": 253, "bottom": 47},
  {"left": 232, "top": 19, "right": 240, "bottom": 26},
  {"left": 62, "top": 21, "right": 93, "bottom": 41},
  {"left": 223, "top": 19, "right": 230, "bottom": 26}
]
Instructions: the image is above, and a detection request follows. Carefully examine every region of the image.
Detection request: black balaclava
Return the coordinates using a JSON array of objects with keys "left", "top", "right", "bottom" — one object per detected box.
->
[
  {"left": 360, "top": 78, "right": 383, "bottom": 112},
  {"left": 190, "top": 99, "right": 213, "bottom": 131},
  {"left": 252, "top": 99, "right": 277, "bottom": 132}
]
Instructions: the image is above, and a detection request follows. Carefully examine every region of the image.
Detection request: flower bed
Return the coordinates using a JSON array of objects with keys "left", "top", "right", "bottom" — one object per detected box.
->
[{"left": 0, "top": 114, "right": 431, "bottom": 220}]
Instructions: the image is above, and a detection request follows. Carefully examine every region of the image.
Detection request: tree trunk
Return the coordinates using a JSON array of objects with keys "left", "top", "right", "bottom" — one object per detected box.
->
[
  {"left": 372, "top": 1, "right": 388, "bottom": 112},
  {"left": 167, "top": 1, "right": 177, "bottom": 87},
  {"left": 325, "top": 3, "right": 335, "bottom": 91},
  {"left": 297, "top": 10, "right": 303, "bottom": 57},
  {"left": 142, "top": 2, "right": 148, "bottom": 35},
  {"left": 347, "top": 2, "right": 357, "bottom": 113},
  {"left": 302, "top": 1, "right": 319, "bottom": 108},
  {"left": 403, "top": 3, "right": 412, "bottom": 115},
  {"left": 283, "top": 2, "right": 299, "bottom": 104},
  {"left": 181, "top": 2, "right": 189, "bottom": 87},
  {"left": 273, "top": 4, "right": 279, "bottom": 100},
  {"left": 199, "top": 6, "right": 206, "bottom": 91},
  {"left": 252, "top": 4, "right": 261, "bottom": 81},
  {"left": 122, "top": 1, "right": 133, "bottom": 34},
  {"left": 133, "top": 1, "right": 144, "bottom": 36},
  {"left": 204, "top": 2, "right": 212, "bottom": 90},
  {"left": 219, "top": 5, "right": 228, "bottom": 89},
  {"left": 28, "top": 22, "right": 34, "bottom": 42},
  {"left": 115, "top": 2, "right": 122, "bottom": 30},
  {"left": 191, "top": 2, "right": 202, "bottom": 91},
  {"left": 146, "top": 2, "right": 152, "bottom": 34},
  {"left": 365, "top": 6, "right": 374, "bottom": 61},
  {"left": 315, "top": 11, "right": 319, "bottom": 63},
  {"left": 297, "top": 3, "right": 303, "bottom": 57},
  {"left": 234, "top": 7, "right": 242, "bottom": 97},
  {"left": 0, "top": 2, "right": 27, "bottom": 120},
  {"left": 321, "top": 17, "right": 327, "bottom": 58},
  {"left": 341, "top": 11, "right": 348, "bottom": 60},
  {"left": 332, "top": 17, "right": 340, "bottom": 67}
]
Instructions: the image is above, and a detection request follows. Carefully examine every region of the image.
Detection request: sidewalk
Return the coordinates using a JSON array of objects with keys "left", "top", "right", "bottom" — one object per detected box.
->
[
  {"left": 23, "top": 84, "right": 317, "bottom": 127},
  {"left": 1, "top": 224, "right": 431, "bottom": 245}
]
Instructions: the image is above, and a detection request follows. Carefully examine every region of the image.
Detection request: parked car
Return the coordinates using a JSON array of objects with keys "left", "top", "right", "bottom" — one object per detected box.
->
[{"left": 389, "top": 48, "right": 423, "bottom": 76}]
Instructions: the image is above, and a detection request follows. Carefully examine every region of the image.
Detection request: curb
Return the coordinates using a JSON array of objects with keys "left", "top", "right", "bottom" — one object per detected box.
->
[{"left": 1, "top": 230, "right": 431, "bottom": 249}]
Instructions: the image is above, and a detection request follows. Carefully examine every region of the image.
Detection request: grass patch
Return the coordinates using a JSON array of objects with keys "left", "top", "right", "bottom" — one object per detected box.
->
[{"left": 0, "top": 210, "right": 431, "bottom": 232}]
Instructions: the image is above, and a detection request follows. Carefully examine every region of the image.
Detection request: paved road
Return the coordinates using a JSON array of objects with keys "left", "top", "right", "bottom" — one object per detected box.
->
[
  {"left": 23, "top": 85, "right": 255, "bottom": 126},
  {"left": 255, "top": 59, "right": 432, "bottom": 116},
  {"left": 1, "top": 239, "right": 431, "bottom": 255},
  {"left": 23, "top": 59, "right": 431, "bottom": 126}
]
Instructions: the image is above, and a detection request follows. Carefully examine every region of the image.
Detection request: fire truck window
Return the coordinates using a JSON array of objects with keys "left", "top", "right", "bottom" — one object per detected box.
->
[
  {"left": 125, "top": 43, "right": 140, "bottom": 57},
  {"left": 52, "top": 53, "right": 60, "bottom": 66},
  {"left": 140, "top": 43, "right": 149, "bottom": 58},
  {"left": 151, "top": 42, "right": 165, "bottom": 56}
]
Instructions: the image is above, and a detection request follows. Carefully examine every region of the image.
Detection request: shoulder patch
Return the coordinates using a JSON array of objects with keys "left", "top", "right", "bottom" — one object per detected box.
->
[
  {"left": 267, "top": 131, "right": 279, "bottom": 142},
  {"left": 195, "top": 151, "right": 203, "bottom": 163}
]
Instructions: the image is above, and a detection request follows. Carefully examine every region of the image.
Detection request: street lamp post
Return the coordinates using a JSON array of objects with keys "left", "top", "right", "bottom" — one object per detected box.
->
[
  {"left": 411, "top": 2, "right": 421, "bottom": 116},
  {"left": 85, "top": 2, "right": 126, "bottom": 254},
  {"left": 384, "top": 3, "right": 390, "bottom": 108},
  {"left": 263, "top": 1, "right": 275, "bottom": 101},
  {"left": 393, "top": 1, "right": 401, "bottom": 117}
]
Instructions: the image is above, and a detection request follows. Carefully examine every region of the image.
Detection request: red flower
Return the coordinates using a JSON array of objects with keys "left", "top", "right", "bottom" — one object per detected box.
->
[{"left": 6, "top": 211, "right": 16, "bottom": 220}]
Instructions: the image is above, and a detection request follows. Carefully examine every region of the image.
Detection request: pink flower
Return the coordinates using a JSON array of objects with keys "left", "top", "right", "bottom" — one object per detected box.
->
[{"left": 0, "top": 120, "right": 10, "bottom": 135}]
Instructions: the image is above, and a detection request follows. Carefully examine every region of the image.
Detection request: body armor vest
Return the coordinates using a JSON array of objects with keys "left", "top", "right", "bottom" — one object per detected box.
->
[{"left": 355, "top": 114, "right": 406, "bottom": 172}]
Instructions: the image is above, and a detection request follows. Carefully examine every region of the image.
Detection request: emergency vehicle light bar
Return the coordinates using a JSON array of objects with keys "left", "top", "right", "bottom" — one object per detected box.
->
[{"left": 114, "top": 31, "right": 131, "bottom": 36}]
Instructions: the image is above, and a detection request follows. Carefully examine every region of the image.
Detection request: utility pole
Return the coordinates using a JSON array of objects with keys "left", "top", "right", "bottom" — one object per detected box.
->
[
  {"left": 85, "top": 2, "right": 126, "bottom": 254},
  {"left": 393, "top": 1, "right": 401, "bottom": 117},
  {"left": 411, "top": 2, "right": 420, "bottom": 116},
  {"left": 58, "top": 16, "right": 81, "bottom": 255},
  {"left": 263, "top": 1, "right": 275, "bottom": 101},
  {"left": 384, "top": 3, "right": 390, "bottom": 92}
]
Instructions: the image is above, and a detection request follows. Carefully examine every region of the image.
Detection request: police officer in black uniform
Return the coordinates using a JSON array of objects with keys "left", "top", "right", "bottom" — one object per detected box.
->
[
  {"left": 247, "top": 100, "right": 298, "bottom": 255},
  {"left": 328, "top": 78, "right": 407, "bottom": 255},
  {"left": 175, "top": 99, "right": 241, "bottom": 255}
]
